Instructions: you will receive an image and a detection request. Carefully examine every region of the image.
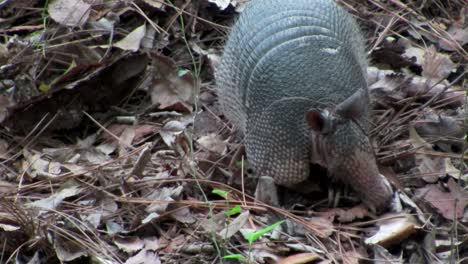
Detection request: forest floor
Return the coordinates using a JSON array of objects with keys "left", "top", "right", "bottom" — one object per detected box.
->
[{"left": 0, "top": 0, "right": 466, "bottom": 263}]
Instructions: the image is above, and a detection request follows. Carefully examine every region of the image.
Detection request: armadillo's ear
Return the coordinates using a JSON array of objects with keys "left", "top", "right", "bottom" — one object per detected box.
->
[
  {"left": 306, "top": 109, "right": 332, "bottom": 134},
  {"left": 336, "top": 89, "right": 367, "bottom": 119}
]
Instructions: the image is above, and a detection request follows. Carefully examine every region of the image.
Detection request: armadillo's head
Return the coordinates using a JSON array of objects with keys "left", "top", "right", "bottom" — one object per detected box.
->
[{"left": 306, "top": 90, "right": 393, "bottom": 212}]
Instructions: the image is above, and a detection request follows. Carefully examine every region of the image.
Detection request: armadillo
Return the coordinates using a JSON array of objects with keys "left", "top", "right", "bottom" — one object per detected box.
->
[{"left": 216, "top": 0, "right": 393, "bottom": 210}]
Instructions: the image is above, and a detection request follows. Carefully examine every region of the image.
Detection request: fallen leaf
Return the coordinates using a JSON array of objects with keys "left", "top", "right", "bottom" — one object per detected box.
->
[
  {"left": 54, "top": 236, "right": 88, "bottom": 261},
  {"left": 208, "top": 0, "right": 231, "bottom": 10},
  {"left": 150, "top": 54, "right": 196, "bottom": 112},
  {"left": 113, "top": 24, "right": 146, "bottom": 51},
  {"left": 160, "top": 116, "right": 193, "bottom": 147},
  {"left": 444, "top": 158, "right": 467, "bottom": 181},
  {"left": 141, "top": 0, "right": 165, "bottom": 9},
  {"left": 365, "top": 214, "right": 420, "bottom": 247},
  {"left": 144, "top": 237, "right": 161, "bottom": 251},
  {"left": 416, "top": 178, "right": 468, "bottom": 220},
  {"left": 278, "top": 252, "right": 321, "bottom": 264},
  {"left": 322, "top": 206, "right": 371, "bottom": 223},
  {"left": 145, "top": 186, "right": 183, "bottom": 214},
  {"left": 439, "top": 10, "right": 468, "bottom": 51},
  {"left": 341, "top": 248, "right": 368, "bottom": 264},
  {"left": 48, "top": 0, "right": 91, "bottom": 27},
  {"left": 114, "top": 236, "right": 144, "bottom": 253},
  {"left": 170, "top": 207, "right": 196, "bottom": 224},
  {"left": 26, "top": 180, "right": 82, "bottom": 215},
  {"left": 421, "top": 46, "right": 456, "bottom": 80},
  {"left": 197, "top": 133, "right": 227, "bottom": 154},
  {"left": 125, "top": 249, "right": 161, "bottom": 264},
  {"left": 218, "top": 211, "right": 250, "bottom": 239}
]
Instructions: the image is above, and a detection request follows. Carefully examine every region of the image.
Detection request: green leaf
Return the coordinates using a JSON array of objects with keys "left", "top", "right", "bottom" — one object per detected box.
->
[
  {"left": 177, "top": 68, "right": 191, "bottom": 77},
  {"left": 39, "top": 83, "right": 51, "bottom": 93},
  {"left": 212, "top": 189, "right": 229, "bottom": 199},
  {"left": 222, "top": 254, "right": 244, "bottom": 260},
  {"left": 226, "top": 205, "right": 242, "bottom": 217},
  {"left": 244, "top": 220, "right": 285, "bottom": 245}
]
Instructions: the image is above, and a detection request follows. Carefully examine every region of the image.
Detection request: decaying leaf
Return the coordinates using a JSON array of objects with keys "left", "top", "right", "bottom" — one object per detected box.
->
[
  {"left": 196, "top": 133, "right": 227, "bottom": 154},
  {"left": 278, "top": 252, "right": 321, "bottom": 264},
  {"left": 48, "top": 0, "right": 91, "bottom": 27},
  {"left": 416, "top": 178, "right": 468, "bottom": 220},
  {"left": 141, "top": 0, "right": 165, "bottom": 9},
  {"left": 321, "top": 206, "right": 372, "bottom": 223},
  {"left": 170, "top": 206, "right": 196, "bottom": 224},
  {"left": 114, "top": 236, "right": 144, "bottom": 253},
  {"left": 439, "top": 8, "right": 468, "bottom": 51},
  {"left": 150, "top": 54, "right": 197, "bottom": 112},
  {"left": 365, "top": 214, "right": 420, "bottom": 247},
  {"left": 125, "top": 249, "right": 161, "bottom": 264},
  {"left": 421, "top": 46, "right": 456, "bottom": 80},
  {"left": 113, "top": 24, "right": 147, "bottom": 52},
  {"left": 26, "top": 180, "right": 82, "bottom": 215},
  {"left": 54, "top": 235, "right": 88, "bottom": 261},
  {"left": 218, "top": 211, "right": 250, "bottom": 239},
  {"left": 145, "top": 186, "right": 183, "bottom": 214},
  {"left": 160, "top": 116, "right": 193, "bottom": 147}
]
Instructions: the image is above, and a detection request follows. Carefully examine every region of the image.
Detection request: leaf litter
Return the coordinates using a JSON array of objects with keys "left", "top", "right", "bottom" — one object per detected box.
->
[{"left": 0, "top": 0, "right": 466, "bottom": 263}]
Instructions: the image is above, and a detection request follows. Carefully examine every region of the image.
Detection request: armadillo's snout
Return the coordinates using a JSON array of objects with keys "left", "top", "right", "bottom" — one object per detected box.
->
[
  {"left": 348, "top": 153, "right": 393, "bottom": 211},
  {"left": 325, "top": 120, "right": 394, "bottom": 212},
  {"left": 337, "top": 148, "right": 393, "bottom": 212}
]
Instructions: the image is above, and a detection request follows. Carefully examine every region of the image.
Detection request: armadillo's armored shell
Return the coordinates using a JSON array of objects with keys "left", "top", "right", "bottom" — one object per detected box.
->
[{"left": 216, "top": 0, "right": 369, "bottom": 185}]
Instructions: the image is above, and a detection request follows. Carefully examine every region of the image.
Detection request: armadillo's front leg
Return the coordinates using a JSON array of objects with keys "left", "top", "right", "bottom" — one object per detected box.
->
[{"left": 254, "top": 176, "right": 280, "bottom": 207}]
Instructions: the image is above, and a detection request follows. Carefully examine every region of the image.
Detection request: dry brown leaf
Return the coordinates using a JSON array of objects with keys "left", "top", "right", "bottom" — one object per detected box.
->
[
  {"left": 143, "top": 237, "right": 161, "bottom": 251},
  {"left": 340, "top": 248, "right": 368, "bottom": 264},
  {"left": 26, "top": 180, "right": 82, "bottom": 215},
  {"left": 145, "top": 186, "right": 183, "bottom": 214},
  {"left": 403, "top": 44, "right": 425, "bottom": 67},
  {"left": 444, "top": 158, "right": 467, "bottom": 181},
  {"left": 0, "top": 180, "right": 17, "bottom": 194},
  {"left": 118, "top": 126, "right": 135, "bottom": 156},
  {"left": 323, "top": 206, "right": 371, "bottom": 223},
  {"left": 414, "top": 115, "right": 462, "bottom": 138},
  {"left": 410, "top": 126, "right": 445, "bottom": 182},
  {"left": 170, "top": 206, "right": 196, "bottom": 224},
  {"left": 114, "top": 236, "right": 144, "bottom": 253},
  {"left": 414, "top": 114, "right": 463, "bottom": 153},
  {"left": 422, "top": 46, "right": 456, "bottom": 80},
  {"left": 197, "top": 133, "right": 227, "bottom": 154},
  {"left": 102, "top": 124, "right": 160, "bottom": 144},
  {"left": 48, "top": 0, "right": 91, "bottom": 27},
  {"left": 113, "top": 24, "right": 146, "bottom": 52},
  {"left": 218, "top": 211, "right": 250, "bottom": 239},
  {"left": 307, "top": 217, "right": 334, "bottom": 237},
  {"left": 125, "top": 249, "right": 161, "bottom": 264},
  {"left": 278, "top": 252, "right": 321, "bottom": 264},
  {"left": 416, "top": 178, "right": 468, "bottom": 220},
  {"left": 368, "top": 67, "right": 465, "bottom": 107},
  {"left": 439, "top": 8, "right": 468, "bottom": 51},
  {"left": 162, "top": 234, "right": 186, "bottom": 253},
  {"left": 160, "top": 116, "right": 193, "bottom": 147},
  {"left": 150, "top": 54, "right": 196, "bottom": 112},
  {"left": 141, "top": 0, "right": 165, "bottom": 9},
  {"left": 365, "top": 214, "right": 419, "bottom": 247},
  {"left": 54, "top": 236, "right": 88, "bottom": 261}
]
